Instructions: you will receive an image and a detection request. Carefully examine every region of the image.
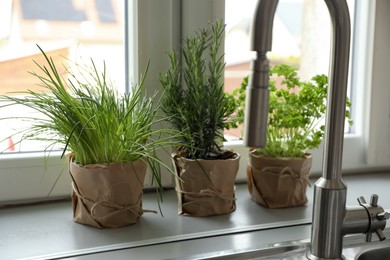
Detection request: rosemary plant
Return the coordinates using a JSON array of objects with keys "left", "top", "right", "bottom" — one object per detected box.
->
[
  {"left": 227, "top": 64, "right": 352, "bottom": 158},
  {"left": 0, "top": 46, "right": 177, "bottom": 193},
  {"left": 160, "top": 20, "right": 235, "bottom": 159}
]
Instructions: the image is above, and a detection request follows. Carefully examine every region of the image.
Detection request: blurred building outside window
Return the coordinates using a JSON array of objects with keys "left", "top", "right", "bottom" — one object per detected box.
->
[
  {"left": 224, "top": 0, "right": 355, "bottom": 140},
  {"left": 0, "top": 0, "right": 124, "bottom": 153}
]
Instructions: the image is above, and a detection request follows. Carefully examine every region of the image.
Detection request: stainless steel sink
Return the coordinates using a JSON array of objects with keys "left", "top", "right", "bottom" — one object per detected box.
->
[
  {"left": 342, "top": 235, "right": 390, "bottom": 260},
  {"left": 356, "top": 247, "right": 390, "bottom": 260},
  {"left": 174, "top": 240, "right": 310, "bottom": 259},
  {"left": 176, "top": 229, "right": 390, "bottom": 260}
]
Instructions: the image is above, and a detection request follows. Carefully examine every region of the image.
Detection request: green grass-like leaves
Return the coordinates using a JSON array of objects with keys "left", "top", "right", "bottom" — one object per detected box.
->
[
  {"left": 160, "top": 20, "right": 235, "bottom": 159},
  {"left": 0, "top": 46, "right": 176, "bottom": 172}
]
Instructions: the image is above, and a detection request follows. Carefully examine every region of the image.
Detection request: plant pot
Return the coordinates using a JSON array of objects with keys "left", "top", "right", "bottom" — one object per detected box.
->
[
  {"left": 247, "top": 151, "right": 312, "bottom": 208},
  {"left": 172, "top": 153, "right": 240, "bottom": 217},
  {"left": 69, "top": 157, "right": 147, "bottom": 228}
]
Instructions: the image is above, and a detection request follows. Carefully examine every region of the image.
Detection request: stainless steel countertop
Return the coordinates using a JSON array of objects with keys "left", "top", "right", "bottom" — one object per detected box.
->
[{"left": 1, "top": 172, "right": 389, "bottom": 260}]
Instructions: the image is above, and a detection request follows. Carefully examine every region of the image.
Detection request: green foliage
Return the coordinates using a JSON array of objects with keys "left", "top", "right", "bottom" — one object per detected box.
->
[
  {"left": 227, "top": 64, "right": 353, "bottom": 158},
  {"left": 160, "top": 20, "right": 235, "bottom": 159},
  {"left": 0, "top": 46, "right": 178, "bottom": 195}
]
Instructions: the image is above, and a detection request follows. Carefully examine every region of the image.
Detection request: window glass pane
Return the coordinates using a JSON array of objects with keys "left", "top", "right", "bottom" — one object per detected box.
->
[
  {"left": 224, "top": 0, "right": 355, "bottom": 140},
  {"left": 0, "top": 0, "right": 124, "bottom": 153}
]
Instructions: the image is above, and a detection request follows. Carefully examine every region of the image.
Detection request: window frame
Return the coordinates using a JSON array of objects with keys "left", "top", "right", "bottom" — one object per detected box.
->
[
  {"left": 225, "top": 0, "right": 390, "bottom": 180},
  {"left": 1, "top": 0, "right": 389, "bottom": 204}
]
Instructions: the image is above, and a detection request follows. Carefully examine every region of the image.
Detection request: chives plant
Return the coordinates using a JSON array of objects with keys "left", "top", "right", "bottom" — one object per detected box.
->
[
  {"left": 0, "top": 46, "right": 177, "bottom": 193},
  {"left": 160, "top": 20, "right": 235, "bottom": 159}
]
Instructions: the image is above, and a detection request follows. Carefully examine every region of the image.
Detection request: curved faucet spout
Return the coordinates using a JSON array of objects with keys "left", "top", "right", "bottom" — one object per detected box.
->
[
  {"left": 244, "top": 1, "right": 362, "bottom": 259},
  {"left": 322, "top": 0, "right": 351, "bottom": 181},
  {"left": 245, "top": 0, "right": 351, "bottom": 178},
  {"left": 244, "top": 0, "right": 278, "bottom": 148},
  {"left": 251, "top": 0, "right": 278, "bottom": 52},
  {"left": 243, "top": 52, "right": 270, "bottom": 147}
]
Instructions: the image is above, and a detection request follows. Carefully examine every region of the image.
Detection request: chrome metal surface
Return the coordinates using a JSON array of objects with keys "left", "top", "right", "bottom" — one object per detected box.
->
[
  {"left": 244, "top": 0, "right": 278, "bottom": 147},
  {"left": 243, "top": 0, "right": 278, "bottom": 148},
  {"left": 175, "top": 228, "right": 390, "bottom": 260},
  {"left": 310, "top": 181, "right": 347, "bottom": 259},
  {"left": 320, "top": 0, "right": 350, "bottom": 181},
  {"left": 245, "top": 0, "right": 389, "bottom": 259},
  {"left": 244, "top": 53, "right": 269, "bottom": 147},
  {"left": 355, "top": 247, "right": 390, "bottom": 260},
  {"left": 343, "top": 228, "right": 390, "bottom": 259},
  {"left": 172, "top": 239, "right": 310, "bottom": 260}
]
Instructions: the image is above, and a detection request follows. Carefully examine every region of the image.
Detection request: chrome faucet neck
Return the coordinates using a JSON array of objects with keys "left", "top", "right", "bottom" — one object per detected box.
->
[
  {"left": 246, "top": 1, "right": 388, "bottom": 259},
  {"left": 322, "top": 0, "right": 351, "bottom": 181}
]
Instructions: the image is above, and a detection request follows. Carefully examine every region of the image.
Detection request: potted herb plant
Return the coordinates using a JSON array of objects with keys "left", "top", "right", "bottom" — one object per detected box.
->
[
  {"left": 228, "top": 64, "right": 352, "bottom": 208},
  {"left": 159, "top": 20, "right": 240, "bottom": 217},
  {"left": 0, "top": 46, "right": 176, "bottom": 228}
]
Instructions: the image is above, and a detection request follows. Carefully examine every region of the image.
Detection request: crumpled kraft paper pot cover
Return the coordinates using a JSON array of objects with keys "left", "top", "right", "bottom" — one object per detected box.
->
[
  {"left": 247, "top": 152, "right": 312, "bottom": 208},
  {"left": 172, "top": 153, "right": 240, "bottom": 217},
  {"left": 69, "top": 158, "right": 147, "bottom": 228}
]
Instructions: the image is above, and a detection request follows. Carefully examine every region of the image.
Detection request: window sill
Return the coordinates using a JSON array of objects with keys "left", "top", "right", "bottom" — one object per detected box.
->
[{"left": 1, "top": 172, "right": 390, "bottom": 259}]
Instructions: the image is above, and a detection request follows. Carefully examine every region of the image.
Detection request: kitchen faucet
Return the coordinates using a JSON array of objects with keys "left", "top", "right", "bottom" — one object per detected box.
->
[{"left": 244, "top": 0, "right": 389, "bottom": 259}]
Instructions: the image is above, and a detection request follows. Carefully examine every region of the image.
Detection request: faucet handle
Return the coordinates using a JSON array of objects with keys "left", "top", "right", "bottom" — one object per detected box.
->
[
  {"left": 358, "top": 194, "right": 388, "bottom": 242},
  {"left": 358, "top": 196, "right": 367, "bottom": 205},
  {"left": 358, "top": 194, "right": 380, "bottom": 206},
  {"left": 374, "top": 211, "right": 390, "bottom": 242},
  {"left": 365, "top": 232, "right": 372, "bottom": 242},
  {"left": 367, "top": 229, "right": 387, "bottom": 242},
  {"left": 377, "top": 212, "right": 390, "bottom": 221},
  {"left": 366, "top": 232, "right": 372, "bottom": 242},
  {"left": 376, "top": 229, "right": 386, "bottom": 241},
  {"left": 370, "top": 194, "right": 379, "bottom": 206}
]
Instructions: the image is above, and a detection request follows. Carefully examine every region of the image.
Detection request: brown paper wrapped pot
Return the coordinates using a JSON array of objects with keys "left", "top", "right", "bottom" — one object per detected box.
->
[
  {"left": 69, "top": 158, "right": 147, "bottom": 228},
  {"left": 247, "top": 151, "right": 312, "bottom": 208},
  {"left": 172, "top": 153, "right": 240, "bottom": 217}
]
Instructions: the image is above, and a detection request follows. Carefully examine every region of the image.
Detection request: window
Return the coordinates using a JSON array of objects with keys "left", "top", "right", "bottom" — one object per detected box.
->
[
  {"left": 222, "top": 0, "right": 389, "bottom": 179},
  {"left": 0, "top": 0, "right": 126, "bottom": 202},
  {"left": 1, "top": 0, "right": 389, "bottom": 204},
  {"left": 224, "top": 0, "right": 355, "bottom": 141},
  {"left": 0, "top": 0, "right": 124, "bottom": 153}
]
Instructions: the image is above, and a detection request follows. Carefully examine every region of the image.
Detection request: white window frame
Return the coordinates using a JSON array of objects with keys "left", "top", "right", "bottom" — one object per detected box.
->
[
  {"left": 0, "top": 0, "right": 183, "bottom": 203},
  {"left": 226, "top": 0, "right": 390, "bottom": 180},
  {"left": 1, "top": 0, "right": 389, "bottom": 204},
  {"left": 178, "top": 0, "right": 390, "bottom": 180}
]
